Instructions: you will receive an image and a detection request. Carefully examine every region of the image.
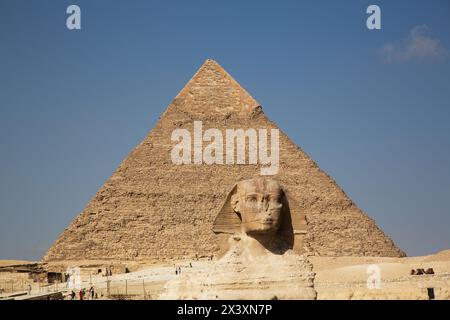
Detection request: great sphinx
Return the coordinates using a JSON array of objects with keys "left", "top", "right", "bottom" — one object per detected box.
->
[
  {"left": 213, "top": 177, "right": 307, "bottom": 256},
  {"left": 160, "top": 178, "right": 316, "bottom": 300}
]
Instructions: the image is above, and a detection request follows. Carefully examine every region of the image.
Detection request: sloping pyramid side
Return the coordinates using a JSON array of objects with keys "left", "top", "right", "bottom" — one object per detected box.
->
[{"left": 44, "top": 60, "right": 405, "bottom": 262}]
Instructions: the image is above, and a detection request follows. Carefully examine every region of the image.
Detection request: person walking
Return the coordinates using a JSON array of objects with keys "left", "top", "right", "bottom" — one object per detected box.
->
[
  {"left": 79, "top": 288, "right": 83, "bottom": 300},
  {"left": 89, "top": 286, "right": 95, "bottom": 300},
  {"left": 27, "top": 284, "right": 32, "bottom": 295}
]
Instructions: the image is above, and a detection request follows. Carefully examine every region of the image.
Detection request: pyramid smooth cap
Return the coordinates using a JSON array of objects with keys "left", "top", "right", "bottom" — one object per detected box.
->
[{"left": 170, "top": 59, "right": 261, "bottom": 117}]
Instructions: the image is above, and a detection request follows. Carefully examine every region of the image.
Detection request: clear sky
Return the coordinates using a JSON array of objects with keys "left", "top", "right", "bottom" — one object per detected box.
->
[{"left": 0, "top": 0, "right": 449, "bottom": 260}]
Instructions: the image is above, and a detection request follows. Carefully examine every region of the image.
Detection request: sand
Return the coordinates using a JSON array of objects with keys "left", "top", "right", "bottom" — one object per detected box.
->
[
  {"left": 0, "top": 260, "right": 35, "bottom": 267},
  {"left": 310, "top": 250, "right": 450, "bottom": 300},
  {"left": 2, "top": 250, "right": 450, "bottom": 300}
]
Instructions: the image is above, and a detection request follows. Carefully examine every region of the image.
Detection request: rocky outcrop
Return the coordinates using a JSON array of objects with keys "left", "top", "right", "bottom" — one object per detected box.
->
[{"left": 160, "top": 235, "right": 317, "bottom": 300}]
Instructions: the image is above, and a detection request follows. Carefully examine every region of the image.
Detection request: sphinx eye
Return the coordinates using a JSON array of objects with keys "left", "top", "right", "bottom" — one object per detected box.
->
[
  {"left": 268, "top": 194, "right": 281, "bottom": 203},
  {"left": 246, "top": 195, "right": 257, "bottom": 202}
]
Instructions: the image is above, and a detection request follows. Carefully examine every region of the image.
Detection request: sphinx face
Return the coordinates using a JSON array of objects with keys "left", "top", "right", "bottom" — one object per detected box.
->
[{"left": 232, "top": 179, "right": 283, "bottom": 234}]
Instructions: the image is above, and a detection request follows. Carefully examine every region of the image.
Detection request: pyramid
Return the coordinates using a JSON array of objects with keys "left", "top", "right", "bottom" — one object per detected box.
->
[{"left": 44, "top": 59, "right": 405, "bottom": 262}]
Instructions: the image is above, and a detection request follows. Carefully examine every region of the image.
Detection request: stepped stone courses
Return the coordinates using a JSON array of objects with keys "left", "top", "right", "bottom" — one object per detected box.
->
[{"left": 44, "top": 59, "right": 405, "bottom": 262}]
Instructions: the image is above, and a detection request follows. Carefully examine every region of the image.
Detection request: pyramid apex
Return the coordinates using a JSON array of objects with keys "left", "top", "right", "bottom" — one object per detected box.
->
[
  {"left": 203, "top": 58, "right": 219, "bottom": 64},
  {"left": 198, "top": 58, "right": 228, "bottom": 74},
  {"left": 202, "top": 58, "right": 220, "bottom": 65},
  {"left": 172, "top": 59, "right": 261, "bottom": 117}
]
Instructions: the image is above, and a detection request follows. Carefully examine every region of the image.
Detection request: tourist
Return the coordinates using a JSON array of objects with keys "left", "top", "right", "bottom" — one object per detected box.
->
[
  {"left": 89, "top": 286, "right": 95, "bottom": 300},
  {"left": 27, "top": 284, "right": 31, "bottom": 295},
  {"left": 79, "top": 288, "right": 84, "bottom": 300},
  {"left": 70, "top": 290, "right": 76, "bottom": 300}
]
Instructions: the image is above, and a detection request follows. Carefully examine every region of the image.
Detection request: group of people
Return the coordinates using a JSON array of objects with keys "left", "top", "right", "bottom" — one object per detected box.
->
[
  {"left": 175, "top": 266, "right": 182, "bottom": 275},
  {"left": 175, "top": 262, "right": 194, "bottom": 275},
  {"left": 69, "top": 286, "right": 96, "bottom": 300},
  {"left": 410, "top": 268, "right": 434, "bottom": 275}
]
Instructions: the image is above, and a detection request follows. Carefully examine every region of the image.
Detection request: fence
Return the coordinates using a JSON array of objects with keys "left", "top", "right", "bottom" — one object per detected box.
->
[
  {"left": 0, "top": 279, "right": 66, "bottom": 295},
  {"left": 82, "top": 278, "right": 165, "bottom": 299},
  {"left": 1, "top": 267, "right": 181, "bottom": 299}
]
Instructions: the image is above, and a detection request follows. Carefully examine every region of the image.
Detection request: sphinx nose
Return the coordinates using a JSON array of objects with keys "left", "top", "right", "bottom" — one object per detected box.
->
[{"left": 261, "top": 198, "right": 269, "bottom": 212}]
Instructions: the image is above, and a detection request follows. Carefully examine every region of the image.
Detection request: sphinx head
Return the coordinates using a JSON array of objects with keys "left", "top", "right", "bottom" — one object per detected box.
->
[{"left": 230, "top": 178, "right": 283, "bottom": 235}]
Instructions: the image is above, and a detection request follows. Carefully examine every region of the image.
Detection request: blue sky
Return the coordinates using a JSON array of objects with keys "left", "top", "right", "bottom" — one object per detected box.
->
[{"left": 0, "top": 0, "right": 449, "bottom": 260}]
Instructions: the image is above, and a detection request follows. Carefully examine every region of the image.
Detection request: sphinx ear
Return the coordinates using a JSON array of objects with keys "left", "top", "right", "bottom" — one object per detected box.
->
[
  {"left": 231, "top": 193, "right": 240, "bottom": 213},
  {"left": 212, "top": 183, "right": 241, "bottom": 234}
]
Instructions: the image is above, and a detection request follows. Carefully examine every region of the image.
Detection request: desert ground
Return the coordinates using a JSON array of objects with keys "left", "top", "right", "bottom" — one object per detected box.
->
[
  {"left": 311, "top": 250, "right": 450, "bottom": 299},
  {"left": 0, "top": 260, "right": 35, "bottom": 267},
  {"left": 1, "top": 250, "right": 449, "bottom": 300}
]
